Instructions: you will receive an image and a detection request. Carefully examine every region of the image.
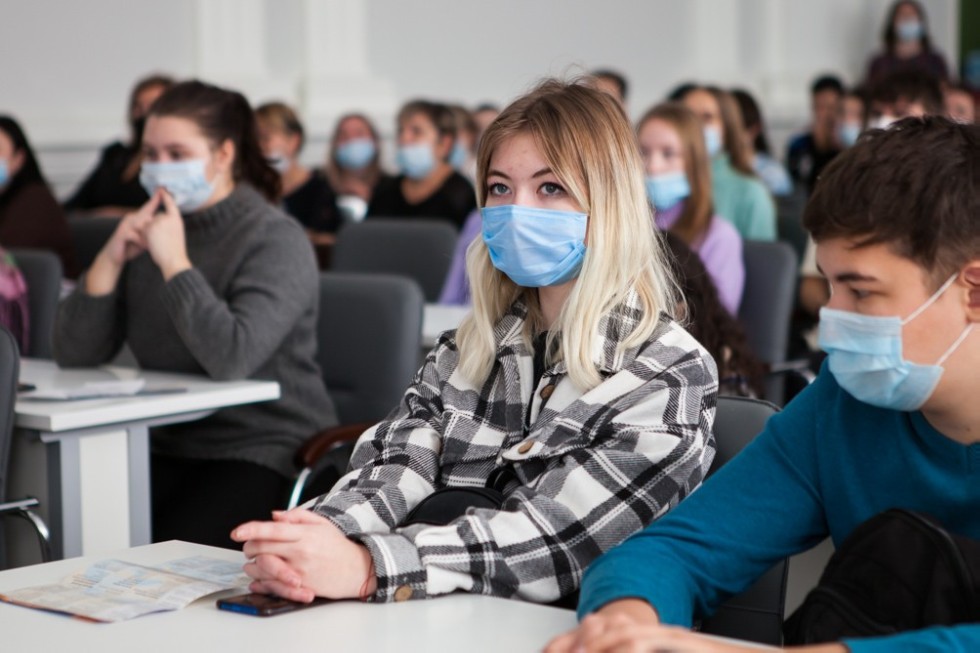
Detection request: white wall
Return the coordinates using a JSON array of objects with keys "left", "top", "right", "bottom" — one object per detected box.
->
[{"left": 0, "top": 0, "right": 959, "bottom": 198}]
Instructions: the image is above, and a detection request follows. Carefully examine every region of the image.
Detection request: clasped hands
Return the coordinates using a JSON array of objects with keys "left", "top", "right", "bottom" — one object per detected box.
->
[
  {"left": 98, "top": 188, "right": 192, "bottom": 282},
  {"left": 231, "top": 509, "right": 378, "bottom": 603}
]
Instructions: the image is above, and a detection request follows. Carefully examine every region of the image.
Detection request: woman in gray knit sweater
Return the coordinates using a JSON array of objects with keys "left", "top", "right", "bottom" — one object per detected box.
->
[{"left": 53, "top": 81, "right": 338, "bottom": 548}]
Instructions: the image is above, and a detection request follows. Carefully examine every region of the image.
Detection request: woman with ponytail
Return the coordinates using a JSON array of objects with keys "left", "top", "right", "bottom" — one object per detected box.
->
[{"left": 52, "top": 80, "right": 338, "bottom": 549}]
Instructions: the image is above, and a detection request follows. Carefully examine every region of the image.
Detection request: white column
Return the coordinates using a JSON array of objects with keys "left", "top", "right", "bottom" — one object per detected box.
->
[
  {"left": 300, "top": 0, "right": 397, "bottom": 135},
  {"left": 195, "top": 0, "right": 296, "bottom": 102}
]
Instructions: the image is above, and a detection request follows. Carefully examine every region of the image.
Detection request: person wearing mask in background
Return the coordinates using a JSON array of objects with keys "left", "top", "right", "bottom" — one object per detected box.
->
[
  {"left": 232, "top": 78, "right": 716, "bottom": 608},
  {"left": 448, "top": 104, "right": 478, "bottom": 181},
  {"left": 591, "top": 69, "right": 629, "bottom": 111},
  {"left": 367, "top": 100, "right": 475, "bottom": 230},
  {"left": 944, "top": 83, "right": 977, "bottom": 124},
  {"left": 731, "top": 88, "right": 793, "bottom": 197},
  {"left": 472, "top": 103, "right": 500, "bottom": 147},
  {"left": 786, "top": 75, "right": 844, "bottom": 194},
  {"left": 868, "top": 69, "right": 944, "bottom": 128},
  {"left": 662, "top": 233, "right": 764, "bottom": 398},
  {"left": 837, "top": 87, "right": 869, "bottom": 148},
  {"left": 255, "top": 102, "right": 340, "bottom": 245},
  {"left": 548, "top": 116, "right": 980, "bottom": 653},
  {"left": 638, "top": 103, "right": 744, "bottom": 314},
  {"left": 0, "top": 116, "right": 77, "bottom": 277},
  {"left": 324, "top": 113, "right": 389, "bottom": 224},
  {"left": 53, "top": 81, "right": 338, "bottom": 549},
  {"left": 865, "top": 0, "right": 950, "bottom": 88},
  {"left": 679, "top": 85, "right": 775, "bottom": 241},
  {"left": 65, "top": 74, "right": 174, "bottom": 217}
]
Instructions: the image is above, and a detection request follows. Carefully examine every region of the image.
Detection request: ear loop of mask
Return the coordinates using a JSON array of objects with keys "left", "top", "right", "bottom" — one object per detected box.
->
[{"left": 903, "top": 273, "right": 976, "bottom": 366}]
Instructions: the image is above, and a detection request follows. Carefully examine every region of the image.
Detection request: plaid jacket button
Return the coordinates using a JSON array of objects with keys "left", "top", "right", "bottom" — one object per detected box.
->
[
  {"left": 539, "top": 385, "right": 555, "bottom": 400},
  {"left": 394, "top": 585, "right": 414, "bottom": 602},
  {"left": 517, "top": 441, "right": 534, "bottom": 454}
]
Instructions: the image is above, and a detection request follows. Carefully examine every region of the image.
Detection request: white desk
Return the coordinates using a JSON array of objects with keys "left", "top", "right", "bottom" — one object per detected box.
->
[
  {"left": 0, "top": 541, "right": 775, "bottom": 652},
  {"left": 9, "top": 361, "right": 280, "bottom": 562},
  {"left": 423, "top": 304, "right": 470, "bottom": 347}
]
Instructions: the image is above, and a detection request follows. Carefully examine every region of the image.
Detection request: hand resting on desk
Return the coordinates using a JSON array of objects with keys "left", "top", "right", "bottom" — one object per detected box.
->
[{"left": 232, "top": 509, "right": 377, "bottom": 602}]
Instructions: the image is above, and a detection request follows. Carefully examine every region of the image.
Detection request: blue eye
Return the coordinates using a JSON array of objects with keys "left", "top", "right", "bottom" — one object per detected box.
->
[
  {"left": 540, "top": 182, "right": 565, "bottom": 196},
  {"left": 488, "top": 182, "right": 509, "bottom": 196}
]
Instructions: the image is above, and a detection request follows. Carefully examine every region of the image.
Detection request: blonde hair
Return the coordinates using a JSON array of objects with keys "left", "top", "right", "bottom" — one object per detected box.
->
[
  {"left": 456, "top": 78, "right": 676, "bottom": 391},
  {"left": 638, "top": 103, "right": 715, "bottom": 245}
]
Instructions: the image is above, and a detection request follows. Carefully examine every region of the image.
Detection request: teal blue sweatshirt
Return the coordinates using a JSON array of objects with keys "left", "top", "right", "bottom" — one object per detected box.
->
[{"left": 578, "top": 366, "right": 980, "bottom": 652}]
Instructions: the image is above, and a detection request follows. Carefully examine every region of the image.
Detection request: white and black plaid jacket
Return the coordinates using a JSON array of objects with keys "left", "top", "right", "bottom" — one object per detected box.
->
[{"left": 311, "top": 290, "right": 717, "bottom": 603}]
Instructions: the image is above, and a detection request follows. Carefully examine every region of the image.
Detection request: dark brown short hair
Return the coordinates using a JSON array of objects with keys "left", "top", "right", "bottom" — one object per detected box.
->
[{"left": 804, "top": 116, "right": 980, "bottom": 283}]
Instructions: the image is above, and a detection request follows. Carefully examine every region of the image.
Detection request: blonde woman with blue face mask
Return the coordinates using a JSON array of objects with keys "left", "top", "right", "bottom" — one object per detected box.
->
[{"left": 232, "top": 78, "right": 718, "bottom": 607}]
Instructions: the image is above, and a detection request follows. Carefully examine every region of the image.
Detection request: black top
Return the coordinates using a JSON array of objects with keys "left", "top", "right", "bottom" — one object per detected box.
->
[
  {"left": 282, "top": 169, "right": 341, "bottom": 233},
  {"left": 64, "top": 141, "right": 148, "bottom": 212},
  {"left": 366, "top": 172, "right": 476, "bottom": 230},
  {"left": 785, "top": 133, "right": 841, "bottom": 194}
]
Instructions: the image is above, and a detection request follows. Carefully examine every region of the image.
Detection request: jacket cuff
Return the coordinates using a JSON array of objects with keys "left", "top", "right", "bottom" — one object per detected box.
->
[{"left": 355, "top": 532, "right": 428, "bottom": 603}]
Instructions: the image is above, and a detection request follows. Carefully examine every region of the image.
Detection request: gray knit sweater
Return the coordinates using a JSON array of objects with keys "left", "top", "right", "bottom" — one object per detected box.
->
[{"left": 53, "top": 184, "right": 338, "bottom": 477}]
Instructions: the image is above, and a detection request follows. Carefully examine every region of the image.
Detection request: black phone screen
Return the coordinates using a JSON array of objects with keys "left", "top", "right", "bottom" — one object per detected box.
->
[{"left": 216, "top": 593, "right": 331, "bottom": 617}]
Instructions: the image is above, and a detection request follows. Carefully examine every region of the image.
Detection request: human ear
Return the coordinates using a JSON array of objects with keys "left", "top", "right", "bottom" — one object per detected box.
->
[
  {"left": 8, "top": 148, "right": 25, "bottom": 177},
  {"left": 962, "top": 262, "right": 980, "bottom": 322},
  {"left": 436, "top": 134, "right": 453, "bottom": 161},
  {"left": 214, "top": 138, "right": 236, "bottom": 175}
]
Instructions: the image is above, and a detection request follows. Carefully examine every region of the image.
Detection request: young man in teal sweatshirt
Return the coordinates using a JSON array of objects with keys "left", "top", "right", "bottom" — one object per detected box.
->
[{"left": 546, "top": 116, "right": 980, "bottom": 652}]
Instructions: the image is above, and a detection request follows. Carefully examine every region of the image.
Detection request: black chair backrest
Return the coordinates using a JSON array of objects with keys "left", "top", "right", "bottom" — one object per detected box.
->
[
  {"left": 331, "top": 219, "right": 458, "bottom": 303},
  {"left": 739, "top": 240, "right": 799, "bottom": 404},
  {"left": 67, "top": 216, "right": 120, "bottom": 273},
  {"left": 9, "top": 249, "right": 62, "bottom": 359},
  {"left": 700, "top": 396, "right": 787, "bottom": 646},
  {"left": 775, "top": 188, "right": 809, "bottom": 265},
  {"left": 0, "top": 325, "right": 21, "bottom": 566},
  {"left": 317, "top": 272, "right": 424, "bottom": 425}
]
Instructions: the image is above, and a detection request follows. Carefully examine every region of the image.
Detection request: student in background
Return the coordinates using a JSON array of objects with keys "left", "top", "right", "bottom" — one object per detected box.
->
[
  {"left": 944, "top": 83, "right": 976, "bottom": 125},
  {"left": 448, "top": 104, "right": 478, "bottom": 181},
  {"left": 637, "top": 103, "right": 744, "bottom": 314},
  {"left": 367, "top": 100, "right": 475, "bottom": 229},
  {"left": 663, "top": 233, "right": 763, "bottom": 398},
  {"left": 868, "top": 70, "right": 944, "bottom": 127},
  {"left": 472, "top": 103, "right": 500, "bottom": 146},
  {"left": 324, "top": 113, "right": 388, "bottom": 223},
  {"left": 255, "top": 102, "right": 340, "bottom": 240},
  {"left": 437, "top": 208, "right": 481, "bottom": 305},
  {"left": 679, "top": 85, "right": 775, "bottom": 241},
  {"left": 865, "top": 0, "right": 950, "bottom": 88},
  {"left": 837, "top": 87, "right": 869, "bottom": 148},
  {"left": 233, "top": 79, "right": 717, "bottom": 606},
  {"left": 786, "top": 75, "right": 844, "bottom": 193},
  {"left": 592, "top": 68, "right": 629, "bottom": 110},
  {"left": 52, "top": 80, "right": 338, "bottom": 549},
  {"left": 65, "top": 74, "right": 174, "bottom": 217},
  {"left": 0, "top": 116, "right": 77, "bottom": 277},
  {"left": 731, "top": 89, "right": 793, "bottom": 197},
  {"left": 548, "top": 116, "right": 980, "bottom": 653}
]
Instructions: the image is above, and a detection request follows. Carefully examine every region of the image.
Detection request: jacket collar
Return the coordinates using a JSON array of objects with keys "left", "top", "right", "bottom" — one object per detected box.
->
[{"left": 492, "top": 287, "right": 648, "bottom": 377}]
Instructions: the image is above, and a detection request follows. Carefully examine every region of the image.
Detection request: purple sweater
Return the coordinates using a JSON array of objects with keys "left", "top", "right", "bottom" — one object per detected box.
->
[
  {"left": 438, "top": 209, "right": 482, "bottom": 305},
  {"left": 656, "top": 203, "right": 744, "bottom": 314}
]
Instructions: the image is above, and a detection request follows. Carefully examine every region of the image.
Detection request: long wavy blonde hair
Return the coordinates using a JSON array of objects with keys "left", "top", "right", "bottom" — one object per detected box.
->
[{"left": 456, "top": 78, "right": 677, "bottom": 391}]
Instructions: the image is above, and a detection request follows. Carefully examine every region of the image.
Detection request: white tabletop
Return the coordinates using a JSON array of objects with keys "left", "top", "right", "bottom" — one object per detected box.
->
[
  {"left": 0, "top": 541, "right": 578, "bottom": 653},
  {"left": 423, "top": 303, "right": 470, "bottom": 347},
  {"left": 16, "top": 359, "right": 281, "bottom": 432}
]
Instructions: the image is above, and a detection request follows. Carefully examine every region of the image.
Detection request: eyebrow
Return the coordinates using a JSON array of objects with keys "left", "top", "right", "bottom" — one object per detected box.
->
[
  {"left": 829, "top": 270, "right": 880, "bottom": 284},
  {"left": 486, "top": 167, "right": 554, "bottom": 180}
]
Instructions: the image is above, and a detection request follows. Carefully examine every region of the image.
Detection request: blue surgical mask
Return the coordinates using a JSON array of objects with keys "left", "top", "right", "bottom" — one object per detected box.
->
[
  {"left": 703, "top": 126, "right": 723, "bottom": 158},
  {"left": 645, "top": 172, "right": 691, "bottom": 211},
  {"left": 837, "top": 122, "right": 862, "bottom": 148},
  {"left": 267, "top": 153, "right": 290, "bottom": 175},
  {"left": 139, "top": 160, "right": 215, "bottom": 213},
  {"left": 335, "top": 138, "right": 376, "bottom": 171},
  {"left": 0, "top": 159, "right": 9, "bottom": 188},
  {"left": 397, "top": 143, "right": 436, "bottom": 180},
  {"left": 448, "top": 141, "right": 469, "bottom": 171},
  {"left": 896, "top": 19, "right": 923, "bottom": 43},
  {"left": 818, "top": 274, "right": 974, "bottom": 411},
  {"left": 481, "top": 205, "right": 587, "bottom": 288}
]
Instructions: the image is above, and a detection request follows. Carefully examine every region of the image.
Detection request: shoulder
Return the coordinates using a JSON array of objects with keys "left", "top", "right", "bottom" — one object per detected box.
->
[
  {"left": 634, "top": 314, "right": 718, "bottom": 387},
  {"left": 706, "top": 213, "right": 742, "bottom": 244},
  {"left": 8, "top": 182, "right": 60, "bottom": 212}
]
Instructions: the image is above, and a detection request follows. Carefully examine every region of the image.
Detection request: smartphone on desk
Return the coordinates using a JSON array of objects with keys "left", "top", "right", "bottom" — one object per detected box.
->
[{"left": 216, "top": 592, "right": 332, "bottom": 616}]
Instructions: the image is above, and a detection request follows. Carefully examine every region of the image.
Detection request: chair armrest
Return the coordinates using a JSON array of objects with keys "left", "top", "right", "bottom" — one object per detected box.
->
[
  {"left": 294, "top": 422, "right": 376, "bottom": 470},
  {"left": 0, "top": 497, "right": 52, "bottom": 563}
]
